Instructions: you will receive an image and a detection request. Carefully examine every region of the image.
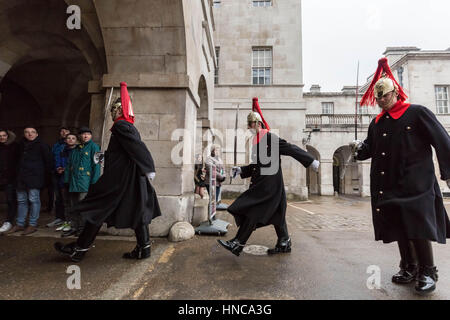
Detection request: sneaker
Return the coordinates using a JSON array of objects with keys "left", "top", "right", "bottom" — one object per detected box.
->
[
  {"left": 56, "top": 222, "right": 70, "bottom": 232},
  {"left": 62, "top": 223, "right": 72, "bottom": 232},
  {"left": 0, "top": 222, "right": 13, "bottom": 234},
  {"left": 46, "top": 219, "right": 64, "bottom": 228},
  {"left": 61, "top": 228, "right": 78, "bottom": 238}
]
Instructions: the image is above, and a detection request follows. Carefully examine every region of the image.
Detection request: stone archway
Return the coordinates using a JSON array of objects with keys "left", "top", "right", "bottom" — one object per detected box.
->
[
  {"left": 332, "top": 146, "right": 360, "bottom": 195},
  {"left": 0, "top": 0, "right": 106, "bottom": 143}
]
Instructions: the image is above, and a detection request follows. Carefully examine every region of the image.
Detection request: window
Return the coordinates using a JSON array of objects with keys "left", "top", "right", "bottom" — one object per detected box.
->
[
  {"left": 436, "top": 86, "right": 449, "bottom": 114},
  {"left": 253, "top": 0, "right": 272, "bottom": 7},
  {"left": 215, "top": 47, "right": 220, "bottom": 85},
  {"left": 213, "top": 0, "right": 221, "bottom": 8},
  {"left": 252, "top": 48, "right": 272, "bottom": 85},
  {"left": 322, "top": 102, "right": 334, "bottom": 115}
]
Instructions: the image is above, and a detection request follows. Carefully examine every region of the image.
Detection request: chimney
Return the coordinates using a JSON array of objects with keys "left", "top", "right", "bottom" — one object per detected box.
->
[{"left": 310, "top": 85, "right": 321, "bottom": 93}]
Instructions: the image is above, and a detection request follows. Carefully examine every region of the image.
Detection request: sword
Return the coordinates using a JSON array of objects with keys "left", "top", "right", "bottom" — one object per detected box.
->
[
  {"left": 230, "top": 104, "right": 240, "bottom": 184},
  {"left": 100, "top": 87, "right": 114, "bottom": 150}
]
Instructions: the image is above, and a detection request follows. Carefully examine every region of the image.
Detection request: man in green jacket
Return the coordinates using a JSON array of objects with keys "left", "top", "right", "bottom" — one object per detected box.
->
[{"left": 63, "top": 127, "right": 100, "bottom": 237}]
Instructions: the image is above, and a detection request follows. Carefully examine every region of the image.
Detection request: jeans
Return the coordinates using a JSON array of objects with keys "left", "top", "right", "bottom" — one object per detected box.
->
[
  {"left": 1, "top": 184, "right": 17, "bottom": 223},
  {"left": 16, "top": 189, "right": 41, "bottom": 227}
]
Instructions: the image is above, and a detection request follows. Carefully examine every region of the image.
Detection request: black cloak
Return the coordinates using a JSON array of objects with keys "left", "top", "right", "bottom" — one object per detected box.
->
[
  {"left": 357, "top": 105, "right": 450, "bottom": 244},
  {"left": 228, "top": 132, "right": 315, "bottom": 229},
  {"left": 74, "top": 120, "right": 161, "bottom": 229}
]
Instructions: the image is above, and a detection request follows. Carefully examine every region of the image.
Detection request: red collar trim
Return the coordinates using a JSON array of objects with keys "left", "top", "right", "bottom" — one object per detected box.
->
[
  {"left": 110, "top": 117, "right": 134, "bottom": 131},
  {"left": 252, "top": 129, "right": 269, "bottom": 145},
  {"left": 375, "top": 101, "right": 411, "bottom": 124}
]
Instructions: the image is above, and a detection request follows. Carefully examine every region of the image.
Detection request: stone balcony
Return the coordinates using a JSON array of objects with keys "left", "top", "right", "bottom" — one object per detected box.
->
[{"left": 306, "top": 114, "right": 377, "bottom": 129}]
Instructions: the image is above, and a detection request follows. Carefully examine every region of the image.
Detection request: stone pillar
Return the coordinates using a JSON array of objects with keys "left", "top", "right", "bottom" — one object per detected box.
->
[
  {"left": 359, "top": 161, "right": 371, "bottom": 197},
  {"left": 320, "top": 159, "right": 335, "bottom": 196},
  {"left": 88, "top": 81, "right": 107, "bottom": 145}
]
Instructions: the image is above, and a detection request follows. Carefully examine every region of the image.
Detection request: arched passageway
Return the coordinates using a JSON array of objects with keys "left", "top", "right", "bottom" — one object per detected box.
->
[
  {"left": 0, "top": 0, "right": 106, "bottom": 143},
  {"left": 333, "top": 146, "right": 360, "bottom": 195}
]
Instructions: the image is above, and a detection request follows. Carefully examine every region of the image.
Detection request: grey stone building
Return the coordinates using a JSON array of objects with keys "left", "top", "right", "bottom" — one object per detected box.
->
[
  {"left": 212, "top": 0, "right": 309, "bottom": 200},
  {"left": 0, "top": 0, "right": 216, "bottom": 236},
  {"left": 304, "top": 47, "right": 450, "bottom": 197}
]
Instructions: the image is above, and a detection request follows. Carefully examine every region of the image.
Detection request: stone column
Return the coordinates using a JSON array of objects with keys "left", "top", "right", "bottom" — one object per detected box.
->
[
  {"left": 359, "top": 161, "right": 371, "bottom": 197},
  {"left": 320, "top": 159, "right": 335, "bottom": 196}
]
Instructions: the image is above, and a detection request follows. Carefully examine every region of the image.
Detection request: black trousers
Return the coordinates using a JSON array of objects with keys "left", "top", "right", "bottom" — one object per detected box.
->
[
  {"left": 397, "top": 238, "right": 434, "bottom": 267},
  {"left": 77, "top": 222, "right": 150, "bottom": 250},
  {"left": 234, "top": 217, "right": 289, "bottom": 244},
  {"left": 1, "top": 184, "right": 17, "bottom": 223}
]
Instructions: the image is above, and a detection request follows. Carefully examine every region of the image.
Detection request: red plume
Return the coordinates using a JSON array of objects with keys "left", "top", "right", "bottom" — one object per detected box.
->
[
  {"left": 360, "top": 58, "right": 408, "bottom": 107},
  {"left": 252, "top": 98, "right": 270, "bottom": 131},
  {"left": 120, "top": 82, "right": 135, "bottom": 124}
]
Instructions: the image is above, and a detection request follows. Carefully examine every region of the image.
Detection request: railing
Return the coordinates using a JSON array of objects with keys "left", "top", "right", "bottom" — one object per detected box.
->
[{"left": 306, "top": 114, "right": 377, "bottom": 128}]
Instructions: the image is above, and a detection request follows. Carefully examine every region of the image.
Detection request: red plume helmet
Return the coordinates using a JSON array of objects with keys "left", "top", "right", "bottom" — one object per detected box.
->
[
  {"left": 252, "top": 98, "right": 270, "bottom": 131},
  {"left": 360, "top": 58, "right": 408, "bottom": 107},
  {"left": 120, "top": 82, "right": 135, "bottom": 124}
]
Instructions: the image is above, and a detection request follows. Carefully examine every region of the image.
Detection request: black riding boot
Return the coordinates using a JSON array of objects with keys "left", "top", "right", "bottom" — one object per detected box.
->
[
  {"left": 54, "top": 222, "right": 101, "bottom": 262},
  {"left": 123, "top": 224, "right": 151, "bottom": 260},
  {"left": 54, "top": 242, "right": 91, "bottom": 263},
  {"left": 392, "top": 260, "right": 418, "bottom": 284},
  {"left": 217, "top": 239, "right": 246, "bottom": 257},
  {"left": 392, "top": 239, "right": 418, "bottom": 284},
  {"left": 268, "top": 222, "right": 291, "bottom": 255},
  {"left": 217, "top": 218, "right": 254, "bottom": 257},
  {"left": 412, "top": 240, "right": 438, "bottom": 293},
  {"left": 268, "top": 238, "right": 292, "bottom": 255}
]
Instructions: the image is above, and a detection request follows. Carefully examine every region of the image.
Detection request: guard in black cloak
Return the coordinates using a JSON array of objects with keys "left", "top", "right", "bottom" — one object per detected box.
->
[
  {"left": 352, "top": 58, "right": 450, "bottom": 294},
  {"left": 55, "top": 82, "right": 162, "bottom": 262},
  {"left": 218, "top": 99, "right": 320, "bottom": 257}
]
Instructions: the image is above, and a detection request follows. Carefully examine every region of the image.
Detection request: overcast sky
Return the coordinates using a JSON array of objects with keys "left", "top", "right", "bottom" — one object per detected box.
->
[{"left": 302, "top": 0, "right": 450, "bottom": 92}]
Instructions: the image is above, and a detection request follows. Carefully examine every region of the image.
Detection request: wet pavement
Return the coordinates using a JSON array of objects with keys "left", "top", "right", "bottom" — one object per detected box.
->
[{"left": 1, "top": 196, "right": 450, "bottom": 300}]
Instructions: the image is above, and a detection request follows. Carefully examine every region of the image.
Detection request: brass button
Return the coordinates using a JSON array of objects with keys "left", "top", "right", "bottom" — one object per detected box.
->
[
  {"left": 386, "top": 116, "right": 390, "bottom": 119},
  {"left": 379, "top": 191, "right": 384, "bottom": 195},
  {"left": 382, "top": 153, "right": 386, "bottom": 156},
  {"left": 383, "top": 133, "right": 387, "bottom": 137},
  {"left": 407, "top": 126, "right": 412, "bottom": 130},
  {"left": 376, "top": 209, "right": 381, "bottom": 213},
  {"left": 381, "top": 172, "right": 385, "bottom": 176}
]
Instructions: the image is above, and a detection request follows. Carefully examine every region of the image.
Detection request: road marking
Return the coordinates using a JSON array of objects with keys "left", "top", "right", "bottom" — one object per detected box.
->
[
  {"left": 98, "top": 243, "right": 169, "bottom": 300},
  {"left": 288, "top": 203, "right": 316, "bottom": 215},
  {"left": 133, "top": 283, "right": 147, "bottom": 299},
  {"left": 158, "top": 246, "right": 175, "bottom": 264}
]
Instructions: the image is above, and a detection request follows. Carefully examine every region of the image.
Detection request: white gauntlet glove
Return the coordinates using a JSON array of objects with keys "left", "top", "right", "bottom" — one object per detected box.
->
[
  {"left": 310, "top": 160, "right": 320, "bottom": 173},
  {"left": 146, "top": 172, "right": 156, "bottom": 182},
  {"left": 231, "top": 167, "right": 242, "bottom": 179},
  {"left": 447, "top": 179, "right": 450, "bottom": 189},
  {"left": 349, "top": 140, "right": 363, "bottom": 152}
]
